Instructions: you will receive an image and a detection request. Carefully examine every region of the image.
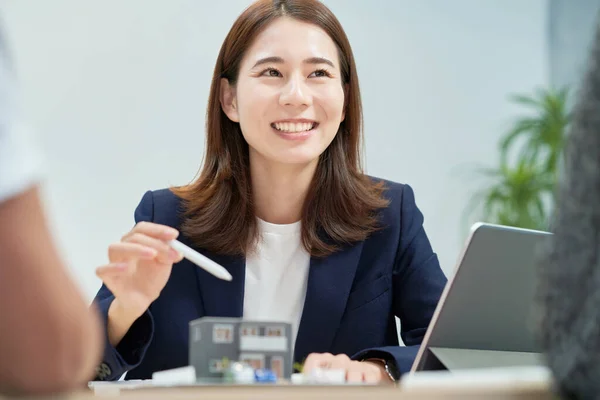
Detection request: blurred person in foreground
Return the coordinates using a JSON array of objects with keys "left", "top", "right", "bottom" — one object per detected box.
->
[
  {"left": 0, "top": 33, "right": 102, "bottom": 395},
  {"left": 537, "top": 11, "right": 600, "bottom": 400}
]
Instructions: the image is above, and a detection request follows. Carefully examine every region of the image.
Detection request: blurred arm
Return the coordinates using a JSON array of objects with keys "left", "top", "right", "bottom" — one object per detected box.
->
[{"left": 0, "top": 186, "right": 102, "bottom": 395}]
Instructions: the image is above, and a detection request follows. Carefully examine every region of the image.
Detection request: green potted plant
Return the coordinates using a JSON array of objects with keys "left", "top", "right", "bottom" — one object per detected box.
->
[{"left": 466, "top": 87, "right": 571, "bottom": 231}]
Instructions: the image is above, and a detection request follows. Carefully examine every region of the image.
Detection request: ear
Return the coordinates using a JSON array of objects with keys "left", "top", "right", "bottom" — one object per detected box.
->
[
  {"left": 341, "top": 83, "right": 349, "bottom": 122},
  {"left": 220, "top": 77, "right": 239, "bottom": 122}
]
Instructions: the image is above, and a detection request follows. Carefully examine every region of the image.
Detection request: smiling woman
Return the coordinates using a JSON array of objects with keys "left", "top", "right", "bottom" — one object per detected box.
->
[
  {"left": 224, "top": 23, "right": 345, "bottom": 167},
  {"left": 91, "top": 0, "right": 447, "bottom": 385},
  {"left": 176, "top": 2, "right": 384, "bottom": 257}
]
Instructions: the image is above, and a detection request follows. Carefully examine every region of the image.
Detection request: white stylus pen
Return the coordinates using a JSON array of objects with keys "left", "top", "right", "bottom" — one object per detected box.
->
[{"left": 168, "top": 239, "right": 233, "bottom": 281}]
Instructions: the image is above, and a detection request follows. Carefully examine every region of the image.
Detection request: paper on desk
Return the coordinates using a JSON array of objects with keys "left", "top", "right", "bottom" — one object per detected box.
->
[
  {"left": 88, "top": 379, "right": 155, "bottom": 395},
  {"left": 400, "top": 365, "right": 553, "bottom": 390},
  {"left": 152, "top": 365, "right": 197, "bottom": 385},
  {"left": 88, "top": 366, "right": 198, "bottom": 395}
]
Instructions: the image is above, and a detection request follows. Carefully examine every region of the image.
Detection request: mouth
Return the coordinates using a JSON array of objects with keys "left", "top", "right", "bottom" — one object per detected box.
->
[{"left": 270, "top": 121, "right": 319, "bottom": 133}]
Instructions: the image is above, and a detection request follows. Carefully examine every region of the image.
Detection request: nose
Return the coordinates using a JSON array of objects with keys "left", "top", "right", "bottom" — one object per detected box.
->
[{"left": 279, "top": 74, "right": 312, "bottom": 108}]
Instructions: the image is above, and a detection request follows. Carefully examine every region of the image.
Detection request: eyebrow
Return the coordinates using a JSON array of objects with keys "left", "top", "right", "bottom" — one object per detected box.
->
[{"left": 252, "top": 56, "right": 335, "bottom": 69}]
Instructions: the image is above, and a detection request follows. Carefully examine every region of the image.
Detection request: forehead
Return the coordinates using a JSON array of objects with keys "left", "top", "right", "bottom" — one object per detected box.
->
[{"left": 243, "top": 17, "right": 340, "bottom": 66}]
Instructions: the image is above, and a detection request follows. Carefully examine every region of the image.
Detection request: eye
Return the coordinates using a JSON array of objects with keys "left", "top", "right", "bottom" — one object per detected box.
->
[
  {"left": 260, "top": 67, "right": 282, "bottom": 77},
  {"left": 310, "top": 69, "right": 332, "bottom": 78}
]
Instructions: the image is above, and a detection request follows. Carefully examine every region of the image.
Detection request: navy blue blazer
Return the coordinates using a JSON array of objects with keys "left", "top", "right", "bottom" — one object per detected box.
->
[{"left": 92, "top": 179, "right": 447, "bottom": 381}]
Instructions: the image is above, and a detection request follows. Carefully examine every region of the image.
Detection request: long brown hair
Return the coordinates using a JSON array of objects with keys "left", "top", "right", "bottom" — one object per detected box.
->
[{"left": 171, "top": 0, "right": 389, "bottom": 258}]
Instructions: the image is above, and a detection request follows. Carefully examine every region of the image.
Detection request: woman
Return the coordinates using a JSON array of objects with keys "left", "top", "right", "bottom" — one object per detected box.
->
[{"left": 93, "top": 0, "right": 446, "bottom": 384}]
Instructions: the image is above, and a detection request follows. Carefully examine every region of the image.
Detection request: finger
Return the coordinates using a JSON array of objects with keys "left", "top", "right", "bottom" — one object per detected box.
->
[
  {"left": 363, "top": 370, "right": 380, "bottom": 384},
  {"left": 126, "top": 221, "right": 179, "bottom": 241},
  {"left": 124, "top": 233, "right": 171, "bottom": 255},
  {"left": 361, "top": 362, "right": 385, "bottom": 384},
  {"left": 123, "top": 233, "right": 181, "bottom": 263},
  {"left": 95, "top": 262, "right": 130, "bottom": 278},
  {"left": 329, "top": 354, "right": 351, "bottom": 370},
  {"left": 346, "top": 369, "right": 363, "bottom": 383},
  {"left": 108, "top": 242, "right": 157, "bottom": 263},
  {"left": 303, "top": 353, "right": 333, "bottom": 373}
]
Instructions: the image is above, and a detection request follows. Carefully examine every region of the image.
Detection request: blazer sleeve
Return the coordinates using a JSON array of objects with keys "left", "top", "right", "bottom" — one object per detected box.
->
[
  {"left": 352, "top": 184, "right": 447, "bottom": 376},
  {"left": 91, "top": 191, "right": 157, "bottom": 381}
]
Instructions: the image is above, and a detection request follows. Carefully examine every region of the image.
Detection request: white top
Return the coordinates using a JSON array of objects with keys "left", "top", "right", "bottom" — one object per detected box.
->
[
  {"left": 0, "top": 47, "right": 41, "bottom": 203},
  {"left": 243, "top": 218, "right": 310, "bottom": 353}
]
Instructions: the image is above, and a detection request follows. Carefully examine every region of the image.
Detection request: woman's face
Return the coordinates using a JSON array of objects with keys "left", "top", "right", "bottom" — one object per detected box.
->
[{"left": 221, "top": 17, "right": 346, "bottom": 168}]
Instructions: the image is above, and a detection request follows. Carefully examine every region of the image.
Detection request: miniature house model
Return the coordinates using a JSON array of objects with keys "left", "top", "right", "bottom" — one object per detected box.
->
[{"left": 189, "top": 317, "right": 293, "bottom": 380}]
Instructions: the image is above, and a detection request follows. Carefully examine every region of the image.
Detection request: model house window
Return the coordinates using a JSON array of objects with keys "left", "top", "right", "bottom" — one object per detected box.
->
[
  {"left": 270, "top": 356, "right": 284, "bottom": 378},
  {"left": 213, "top": 324, "right": 234, "bottom": 343},
  {"left": 239, "top": 353, "right": 265, "bottom": 370},
  {"left": 240, "top": 325, "right": 259, "bottom": 336},
  {"left": 265, "top": 326, "right": 285, "bottom": 337}
]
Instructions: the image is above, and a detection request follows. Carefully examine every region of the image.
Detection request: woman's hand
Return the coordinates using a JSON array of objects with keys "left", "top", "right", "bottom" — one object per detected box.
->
[
  {"left": 302, "top": 353, "right": 393, "bottom": 384},
  {"left": 95, "top": 222, "right": 183, "bottom": 345}
]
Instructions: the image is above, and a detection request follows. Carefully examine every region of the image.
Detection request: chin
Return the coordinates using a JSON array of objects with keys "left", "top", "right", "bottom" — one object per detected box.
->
[
  {"left": 272, "top": 151, "right": 322, "bottom": 166},
  {"left": 249, "top": 143, "right": 328, "bottom": 167}
]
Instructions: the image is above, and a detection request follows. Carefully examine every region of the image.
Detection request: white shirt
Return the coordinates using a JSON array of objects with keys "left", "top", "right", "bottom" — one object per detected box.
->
[
  {"left": 243, "top": 218, "right": 311, "bottom": 352},
  {"left": 0, "top": 46, "right": 41, "bottom": 203}
]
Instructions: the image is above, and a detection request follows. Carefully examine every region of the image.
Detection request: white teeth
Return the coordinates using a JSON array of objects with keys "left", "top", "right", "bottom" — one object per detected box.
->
[{"left": 273, "top": 122, "right": 315, "bottom": 132}]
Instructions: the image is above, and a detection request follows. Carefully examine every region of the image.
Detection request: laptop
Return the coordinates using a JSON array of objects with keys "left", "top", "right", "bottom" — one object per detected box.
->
[{"left": 410, "top": 222, "right": 552, "bottom": 372}]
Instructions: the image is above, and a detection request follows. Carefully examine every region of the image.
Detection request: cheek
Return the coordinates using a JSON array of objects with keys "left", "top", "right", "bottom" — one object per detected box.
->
[
  {"left": 322, "top": 86, "right": 345, "bottom": 117},
  {"left": 236, "top": 86, "right": 271, "bottom": 133},
  {"left": 316, "top": 86, "right": 345, "bottom": 125}
]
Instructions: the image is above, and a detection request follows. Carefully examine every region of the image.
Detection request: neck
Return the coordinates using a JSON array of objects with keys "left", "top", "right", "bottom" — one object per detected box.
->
[{"left": 250, "top": 152, "right": 318, "bottom": 225}]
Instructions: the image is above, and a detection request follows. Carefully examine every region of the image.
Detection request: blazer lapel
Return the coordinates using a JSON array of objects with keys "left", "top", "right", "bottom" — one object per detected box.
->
[
  {"left": 293, "top": 241, "right": 364, "bottom": 363},
  {"left": 193, "top": 250, "right": 245, "bottom": 318}
]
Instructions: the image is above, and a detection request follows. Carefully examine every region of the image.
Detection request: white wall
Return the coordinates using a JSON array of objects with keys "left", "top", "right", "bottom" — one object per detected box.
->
[
  {"left": 0, "top": 0, "right": 548, "bottom": 301},
  {"left": 549, "top": 0, "right": 600, "bottom": 91}
]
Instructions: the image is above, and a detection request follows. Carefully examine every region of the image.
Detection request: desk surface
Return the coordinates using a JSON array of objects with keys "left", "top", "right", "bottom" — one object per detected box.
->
[
  {"left": 0, "top": 368, "right": 558, "bottom": 400},
  {"left": 42, "top": 381, "right": 556, "bottom": 400}
]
